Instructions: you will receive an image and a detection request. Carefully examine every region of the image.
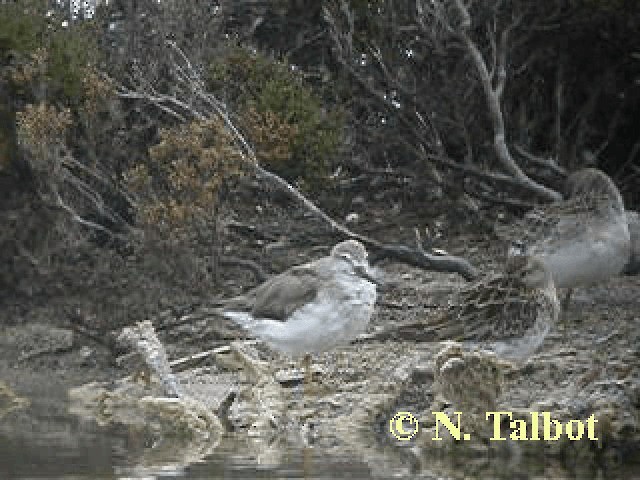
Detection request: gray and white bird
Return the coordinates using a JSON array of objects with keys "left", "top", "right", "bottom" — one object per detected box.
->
[
  {"left": 210, "top": 240, "right": 379, "bottom": 384},
  {"left": 497, "top": 168, "right": 630, "bottom": 315}
]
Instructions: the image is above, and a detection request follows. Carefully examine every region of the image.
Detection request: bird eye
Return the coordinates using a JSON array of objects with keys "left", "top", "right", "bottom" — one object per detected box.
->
[{"left": 340, "top": 253, "right": 355, "bottom": 265}]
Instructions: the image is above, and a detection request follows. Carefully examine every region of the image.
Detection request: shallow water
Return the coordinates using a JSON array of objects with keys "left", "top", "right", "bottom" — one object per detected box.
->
[{"left": 1, "top": 391, "right": 638, "bottom": 480}]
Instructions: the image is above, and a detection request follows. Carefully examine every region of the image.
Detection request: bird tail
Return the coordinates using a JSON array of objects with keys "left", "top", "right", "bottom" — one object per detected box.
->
[
  {"left": 154, "top": 300, "right": 250, "bottom": 340},
  {"left": 219, "top": 310, "right": 254, "bottom": 327}
]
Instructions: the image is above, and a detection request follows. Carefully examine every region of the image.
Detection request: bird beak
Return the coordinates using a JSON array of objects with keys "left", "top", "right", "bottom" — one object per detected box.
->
[{"left": 354, "top": 265, "right": 381, "bottom": 286}]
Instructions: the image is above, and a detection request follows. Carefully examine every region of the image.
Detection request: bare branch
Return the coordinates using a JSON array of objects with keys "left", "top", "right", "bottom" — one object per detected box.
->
[
  {"left": 513, "top": 145, "right": 567, "bottom": 177},
  {"left": 495, "top": 12, "right": 523, "bottom": 98},
  {"left": 416, "top": 111, "right": 446, "bottom": 157},
  {"left": 613, "top": 138, "right": 640, "bottom": 182},
  {"left": 450, "top": 3, "right": 561, "bottom": 201},
  {"left": 594, "top": 100, "right": 624, "bottom": 157},
  {"left": 117, "top": 41, "right": 479, "bottom": 280},
  {"left": 49, "top": 187, "right": 128, "bottom": 240},
  {"left": 487, "top": 19, "right": 497, "bottom": 80},
  {"left": 452, "top": 0, "right": 471, "bottom": 30},
  {"left": 564, "top": 82, "right": 601, "bottom": 157},
  {"left": 555, "top": 58, "right": 564, "bottom": 159}
]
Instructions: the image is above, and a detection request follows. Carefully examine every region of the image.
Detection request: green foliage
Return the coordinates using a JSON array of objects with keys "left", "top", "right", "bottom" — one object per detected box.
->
[
  {"left": 0, "top": 1, "right": 44, "bottom": 55},
  {"left": 48, "top": 24, "right": 100, "bottom": 102},
  {"left": 0, "top": 1, "right": 101, "bottom": 174},
  {"left": 207, "top": 46, "right": 343, "bottom": 191},
  {"left": 0, "top": 103, "right": 15, "bottom": 171},
  {"left": 0, "top": 1, "right": 100, "bottom": 103}
]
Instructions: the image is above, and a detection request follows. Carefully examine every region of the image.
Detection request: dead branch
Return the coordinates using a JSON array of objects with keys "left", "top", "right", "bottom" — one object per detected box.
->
[
  {"left": 614, "top": 138, "right": 640, "bottom": 183},
  {"left": 326, "top": 0, "right": 563, "bottom": 203},
  {"left": 594, "top": 98, "right": 625, "bottom": 158},
  {"left": 17, "top": 138, "right": 130, "bottom": 245},
  {"left": 555, "top": 57, "right": 564, "bottom": 161},
  {"left": 449, "top": 1, "right": 561, "bottom": 202},
  {"left": 513, "top": 145, "right": 567, "bottom": 178},
  {"left": 112, "top": 41, "right": 479, "bottom": 281},
  {"left": 253, "top": 158, "right": 478, "bottom": 280}
]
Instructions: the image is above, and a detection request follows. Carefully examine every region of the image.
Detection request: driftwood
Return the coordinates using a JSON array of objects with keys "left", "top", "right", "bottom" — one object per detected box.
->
[
  {"left": 112, "top": 41, "right": 479, "bottom": 281},
  {"left": 116, "top": 320, "right": 183, "bottom": 398},
  {"left": 252, "top": 163, "right": 478, "bottom": 280}
]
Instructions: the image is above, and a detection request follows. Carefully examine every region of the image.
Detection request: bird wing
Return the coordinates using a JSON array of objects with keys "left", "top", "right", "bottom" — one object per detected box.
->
[
  {"left": 496, "top": 195, "right": 610, "bottom": 249},
  {"left": 249, "top": 264, "right": 321, "bottom": 321},
  {"left": 428, "top": 273, "right": 542, "bottom": 342}
]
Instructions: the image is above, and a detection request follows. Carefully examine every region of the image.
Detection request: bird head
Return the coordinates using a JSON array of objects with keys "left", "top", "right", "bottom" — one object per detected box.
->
[{"left": 331, "top": 240, "right": 380, "bottom": 285}]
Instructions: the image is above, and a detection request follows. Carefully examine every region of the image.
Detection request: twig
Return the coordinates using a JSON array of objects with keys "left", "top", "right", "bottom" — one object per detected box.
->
[
  {"left": 513, "top": 145, "right": 567, "bottom": 177},
  {"left": 114, "top": 41, "right": 480, "bottom": 280},
  {"left": 218, "top": 256, "right": 268, "bottom": 283}
]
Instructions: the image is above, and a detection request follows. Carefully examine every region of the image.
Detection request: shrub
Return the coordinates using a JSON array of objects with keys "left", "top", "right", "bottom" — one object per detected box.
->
[
  {"left": 125, "top": 118, "right": 247, "bottom": 234},
  {"left": 1, "top": 1, "right": 100, "bottom": 103},
  {"left": 207, "top": 46, "right": 343, "bottom": 191}
]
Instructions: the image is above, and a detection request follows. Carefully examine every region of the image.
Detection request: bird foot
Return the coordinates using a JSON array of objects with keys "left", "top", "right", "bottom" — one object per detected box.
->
[{"left": 227, "top": 341, "right": 272, "bottom": 382}]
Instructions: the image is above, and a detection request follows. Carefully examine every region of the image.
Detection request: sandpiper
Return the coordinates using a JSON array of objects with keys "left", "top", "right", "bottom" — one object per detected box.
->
[
  {"left": 214, "top": 240, "right": 380, "bottom": 381},
  {"left": 497, "top": 168, "right": 630, "bottom": 317},
  {"left": 432, "top": 342, "right": 513, "bottom": 436},
  {"left": 426, "top": 254, "right": 559, "bottom": 361}
]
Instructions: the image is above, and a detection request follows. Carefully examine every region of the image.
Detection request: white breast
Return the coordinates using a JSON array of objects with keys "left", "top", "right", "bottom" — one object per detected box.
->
[
  {"left": 533, "top": 214, "right": 630, "bottom": 288},
  {"left": 249, "top": 275, "right": 377, "bottom": 356}
]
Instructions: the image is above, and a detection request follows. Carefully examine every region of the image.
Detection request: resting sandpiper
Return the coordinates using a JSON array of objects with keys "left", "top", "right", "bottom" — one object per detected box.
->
[
  {"left": 432, "top": 342, "right": 513, "bottom": 436},
  {"left": 498, "top": 168, "right": 630, "bottom": 316},
  {"left": 427, "top": 254, "right": 559, "bottom": 361}
]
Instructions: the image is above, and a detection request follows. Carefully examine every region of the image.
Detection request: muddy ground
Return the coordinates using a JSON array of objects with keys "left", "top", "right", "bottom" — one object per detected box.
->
[{"left": 1, "top": 184, "right": 639, "bottom": 478}]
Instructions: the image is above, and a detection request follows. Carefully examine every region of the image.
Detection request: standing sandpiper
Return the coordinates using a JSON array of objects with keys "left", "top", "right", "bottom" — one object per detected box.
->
[{"left": 214, "top": 240, "right": 380, "bottom": 382}]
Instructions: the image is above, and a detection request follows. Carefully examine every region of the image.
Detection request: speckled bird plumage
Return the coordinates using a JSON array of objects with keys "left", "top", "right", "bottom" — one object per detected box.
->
[
  {"left": 434, "top": 342, "right": 508, "bottom": 411},
  {"left": 432, "top": 342, "right": 515, "bottom": 438},
  {"left": 496, "top": 168, "right": 630, "bottom": 290},
  {"left": 427, "top": 254, "right": 559, "bottom": 360}
]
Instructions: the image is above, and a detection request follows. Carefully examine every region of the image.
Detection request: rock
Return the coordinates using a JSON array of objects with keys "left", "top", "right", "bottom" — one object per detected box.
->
[
  {"left": 0, "top": 381, "right": 30, "bottom": 420},
  {"left": 78, "top": 346, "right": 96, "bottom": 366},
  {"left": 116, "top": 321, "right": 183, "bottom": 398},
  {"left": 410, "top": 364, "right": 434, "bottom": 383},
  {"left": 68, "top": 379, "right": 223, "bottom": 475},
  {"left": 431, "top": 342, "right": 511, "bottom": 439},
  {"left": 0, "top": 324, "right": 74, "bottom": 362},
  {"left": 274, "top": 365, "right": 325, "bottom": 386}
]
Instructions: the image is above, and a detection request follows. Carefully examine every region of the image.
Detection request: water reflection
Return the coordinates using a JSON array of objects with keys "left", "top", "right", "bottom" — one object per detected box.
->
[{"left": 0, "top": 393, "right": 636, "bottom": 480}]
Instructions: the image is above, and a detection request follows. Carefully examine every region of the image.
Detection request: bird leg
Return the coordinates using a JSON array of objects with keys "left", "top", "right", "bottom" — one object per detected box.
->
[
  {"left": 337, "top": 350, "right": 346, "bottom": 376},
  {"left": 560, "top": 288, "right": 573, "bottom": 335},
  {"left": 303, "top": 353, "right": 313, "bottom": 396}
]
